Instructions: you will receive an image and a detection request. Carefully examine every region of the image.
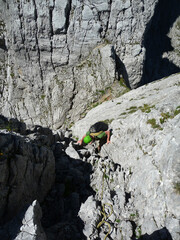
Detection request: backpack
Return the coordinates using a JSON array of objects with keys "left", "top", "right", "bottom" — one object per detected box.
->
[{"left": 89, "top": 122, "right": 108, "bottom": 133}]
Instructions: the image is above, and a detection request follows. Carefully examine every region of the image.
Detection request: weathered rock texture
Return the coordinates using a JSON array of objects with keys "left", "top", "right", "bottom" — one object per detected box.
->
[
  {"left": 0, "top": 116, "right": 94, "bottom": 239},
  {"left": 0, "top": 200, "right": 46, "bottom": 240},
  {"left": 0, "top": 0, "right": 179, "bottom": 128},
  {"left": 0, "top": 117, "right": 55, "bottom": 224},
  {"left": 14, "top": 200, "right": 46, "bottom": 240},
  {"left": 72, "top": 73, "right": 180, "bottom": 240},
  {"left": 0, "top": 74, "right": 179, "bottom": 240}
]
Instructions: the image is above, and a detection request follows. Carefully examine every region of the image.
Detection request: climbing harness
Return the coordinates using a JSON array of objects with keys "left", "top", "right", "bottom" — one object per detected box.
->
[{"left": 97, "top": 164, "right": 113, "bottom": 240}]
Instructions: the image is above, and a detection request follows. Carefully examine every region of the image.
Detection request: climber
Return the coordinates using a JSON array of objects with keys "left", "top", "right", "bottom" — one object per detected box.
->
[{"left": 77, "top": 121, "right": 111, "bottom": 151}]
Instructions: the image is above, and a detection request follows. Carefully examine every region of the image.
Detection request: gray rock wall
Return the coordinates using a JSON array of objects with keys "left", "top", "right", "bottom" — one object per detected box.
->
[
  {"left": 14, "top": 200, "right": 47, "bottom": 240},
  {"left": 72, "top": 73, "right": 180, "bottom": 240},
  {"left": 0, "top": 0, "right": 179, "bottom": 129},
  {"left": 0, "top": 118, "right": 55, "bottom": 224},
  {"left": 0, "top": 74, "right": 179, "bottom": 239}
]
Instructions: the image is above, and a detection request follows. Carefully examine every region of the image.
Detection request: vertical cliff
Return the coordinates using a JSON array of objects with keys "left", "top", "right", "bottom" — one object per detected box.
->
[{"left": 0, "top": 0, "right": 179, "bottom": 128}]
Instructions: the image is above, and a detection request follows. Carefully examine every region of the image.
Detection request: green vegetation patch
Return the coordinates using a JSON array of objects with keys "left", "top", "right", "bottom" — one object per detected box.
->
[
  {"left": 160, "top": 112, "right": 172, "bottom": 124},
  {"left": 147, "top": 118, "right": 163, "bottom": 130},
  {"left": 0, "top": 120, "right": 18, "bottom": 132},
  {"left": 174, "top": 182, "right": 180, "bottom": 194},
  {"left": 174, "top": 106, "right": 180, "bottom": 116},
  {"left": 0, "top": 20, "right": 5, "bottom": 34},
  {"left": 102, "top": 119, "right": 114, "bottom": 125},
  {"left": 115, "top": 219, "right": 120, "bottom": 223},
  {"left": 120, "top": 104, "right": 155, "bottom": 117},
  {"left": 119, "top": 77, "right": 130, "bottom": 94},
  {"left": 41, "top": 95, "right": 45, "bottom": 100},
  {"left": 139, "top": 104, "right": 155, "bottom": 113},
  {"left": 135, "top": 226, "right": 142, "bottom": 239},
  {"left": 10, "top": 71, "right": 15, "bottom": 79},
  {"left": 147, "top": 106, "right": 180, "bottom": 130},
  {"left": 175, "top": 82, "right": 180, "bottom": 86},
  {"left": 121, "top": 106, "right": 138, "bottom": 115},
  {"left": 160, "top": 106, "right": 180, "bottom": 124},
  {"left": 104, "top": 173, "right": 109, "bottom": 180}
]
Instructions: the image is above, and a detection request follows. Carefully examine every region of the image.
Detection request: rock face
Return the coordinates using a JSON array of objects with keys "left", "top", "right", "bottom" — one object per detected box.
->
[
  {"left": 0, "top": 0, "right": 179, "bottom": 128},
  {"left": 0, "top": 200, "right": 46, "bottom": 240},
  {"left": 72, "top": 73, "right": 180, "bottom": 240},
  {"left": 14, "top": 200, "right": 46, "bottom": 240},
  {"left": 0, "top": 74, "right": 179, "bottom": 239},
  {"left": 0, "top": 117, "right": 55, "bottom": 224}
]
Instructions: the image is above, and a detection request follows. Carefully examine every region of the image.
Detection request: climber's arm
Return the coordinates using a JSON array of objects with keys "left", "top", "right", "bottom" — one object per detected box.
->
[
  {"left": 77, "top": 135, "right": 86, "bottom": 145},
  {"left": 105, "top": 130, "right": 111, "bottom": 144}
]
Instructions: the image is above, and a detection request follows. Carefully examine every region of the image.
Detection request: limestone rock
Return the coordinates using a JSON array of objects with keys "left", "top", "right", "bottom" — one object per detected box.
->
[
  {"left": 72, "top": 73, "right": 180, "bottom": 239},
  {"left": 0, "top": 73, "right": 179, "bottom": 239},
  {"left": 78, "top": 196, "right": 101, "bottom": 239},
  {"left": 15, "top": 200, "right": 46, "bottom": 240},
  {"left": 65, "top": 145, "right": 80, "bottom": 159},
  {"left": 1, "top": 0, "right": 179, "bottom": 128},
  {"left": 0, "top": 118, "right": 55, "bottom": 223}
]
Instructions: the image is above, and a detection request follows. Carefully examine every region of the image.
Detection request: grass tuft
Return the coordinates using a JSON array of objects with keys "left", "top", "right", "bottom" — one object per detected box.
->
[{"left": 147, "top": 118, "right": 163, "bottom": 130}]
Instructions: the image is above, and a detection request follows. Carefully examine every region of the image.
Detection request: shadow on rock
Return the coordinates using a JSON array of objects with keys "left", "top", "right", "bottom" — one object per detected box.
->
[
  {"left": 133, "top": 227, "right": 173, "bottom": 240},
  {"left": 0, "top": 116, "right": 56, "bottom": 227},
  {"left": 0, "top": 115, "right": 96, "bottom": 239},
  {"left": 115, "top": 53, "right": 131, "bottom": 89},
  {"left": 0, "top": 200, "right": 46, "bottom": 240},
  {"left": 140, "top": 0, "right": 180, "bottom": 85},
  {"left": 0, "top": 204, "right": 30, "bottom": 240},
  {"left": 41, "top": 138, "right": 95, "bottom": 239}
]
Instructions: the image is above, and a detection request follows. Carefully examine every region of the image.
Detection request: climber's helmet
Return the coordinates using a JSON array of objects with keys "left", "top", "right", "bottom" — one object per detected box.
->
[{"left": 83, "top": 135, "right": 92, "bottom": 144}]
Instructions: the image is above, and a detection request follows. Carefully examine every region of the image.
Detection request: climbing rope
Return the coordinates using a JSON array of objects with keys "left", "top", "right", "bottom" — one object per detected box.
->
[{"left": 97, "top": 164, "right": 113, "bottom": 240}]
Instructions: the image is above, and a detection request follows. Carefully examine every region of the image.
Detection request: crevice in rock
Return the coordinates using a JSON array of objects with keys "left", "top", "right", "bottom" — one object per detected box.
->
[
  {"left": 125, "top": 191, "right": 131, "bottom": 206},
  {"left": 0, "top": 38, "right": 7, "bottom": 51},
  {"left": 17, "top": 3, "right": 25, "bottom": 45},
  {"left": 69, "top": 67, "right": 76, "bottom": 111},
  {"left": 110, "top": 190, "right": 116, "bottom": 199},
  {"left": 22, "top": 98, "right": 34, "bottom": 126},
  {"left": 114, "top": 163, "right": 121, "bottom": 172},
  {"left": 152, "top": 216, "right": 158, "bottom": 228},
  {"left": 99, "top": 0, "right": 112, "bottom": 40},
  {"left": 65, "top": 0, "right": 72, "bottom": 33},
  {"left": 66, "top": 39, "right": 70, "bottom": 65},
  {"left": 49, "top": 7, "right": 54, "bottom": 38},
  {"left": 129, "top": 220, "right": 137, "bottom": 239},
  {"left": 49, "top": 4, "right": 55, "bottom": 70},
  {"left": 32, "top": 0, "right": 43, "bottom": 84},
  {"left": 79, "top": 19, "right": 91, "bottom": 61},
  {"left": 141, "top": 0, "right": 145, "bottom": 12},
  {"left": 123, "top": 171, "right": 126, "bottom": 181}
]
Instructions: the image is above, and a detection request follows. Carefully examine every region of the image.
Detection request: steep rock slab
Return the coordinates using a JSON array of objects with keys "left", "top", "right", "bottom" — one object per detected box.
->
[
  {"left": 72, "top": 73, "right": 180, "bottom": 239},
  {"left": 72, "top": 73, "right": 180, "bottom": 137}
]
